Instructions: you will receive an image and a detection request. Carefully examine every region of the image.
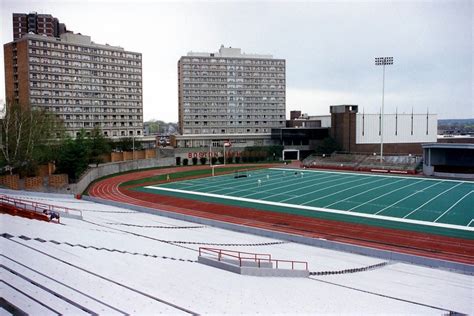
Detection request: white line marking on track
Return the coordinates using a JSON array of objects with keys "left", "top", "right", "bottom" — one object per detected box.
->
[
  {"left": 468, "top": 219, "right": 474, "bottom": 227},
  {"left": 434, "top": 190, "right": 474, "bottom": 223},
  {"left": 402, "top": 182, "right": 464, "bottom": 219}
]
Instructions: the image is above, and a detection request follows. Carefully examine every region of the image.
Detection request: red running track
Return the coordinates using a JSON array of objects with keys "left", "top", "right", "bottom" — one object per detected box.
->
[{"left": 88, "top": 165, "right": 474, "bottom": 265}]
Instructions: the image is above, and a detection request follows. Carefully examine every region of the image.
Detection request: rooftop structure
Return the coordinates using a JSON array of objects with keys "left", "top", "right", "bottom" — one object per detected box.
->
[{"left": 12, "top": 12, "right": 69, "bottom": 41}]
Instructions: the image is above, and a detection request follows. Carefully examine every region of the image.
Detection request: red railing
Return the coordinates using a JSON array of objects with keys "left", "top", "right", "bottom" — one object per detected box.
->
[
  {"left": 0, "top": 195, "right": 82, "bottom": 217},
  {"left": 199, "top": 247, "right": 308, "bottom": 271}
]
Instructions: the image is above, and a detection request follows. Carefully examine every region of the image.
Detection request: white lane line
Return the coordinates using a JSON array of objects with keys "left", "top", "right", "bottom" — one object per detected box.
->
[
  {"left": 468, "top": 219, "right": 474, "bottom": 227},
  {"left": 403, "top": 182, "right": 463, "bottom": 219},
  {"left": 374, "top": 181, "right": 443, "bottom": 215},
  {"left": 348, "top": 179, "right": 426, "bottom": 211},
  {"left": 324, "top": 178, "right": 408, "bottom": 208},
  {"left": 143, "top": 185, "right": 474, "bottom": 232},
  {"left": 434, "top": 190, "right": 474, "bottom": 223},
  {"left": 301, "top": 177, "right": 387, "bottom": 206}
]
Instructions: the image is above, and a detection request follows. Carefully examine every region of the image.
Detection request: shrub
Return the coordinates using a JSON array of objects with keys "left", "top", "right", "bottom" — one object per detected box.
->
[
  {"left": 192, "top": 157, "right": 198, "bottom": 165},
  {"left": 200, "top": 157, "right": 207, "bottom": 165},
  {"left": 183, "top": 158, "right": 188, "bottom": 166}
]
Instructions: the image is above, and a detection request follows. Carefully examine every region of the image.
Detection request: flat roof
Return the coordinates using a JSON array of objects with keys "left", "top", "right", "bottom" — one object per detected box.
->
[{"left": 422, "top": 143, "right": 474, "bottom": 149}]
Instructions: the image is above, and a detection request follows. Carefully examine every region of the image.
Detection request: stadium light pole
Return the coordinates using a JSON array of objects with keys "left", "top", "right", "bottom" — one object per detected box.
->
[{"left": 375, "top": 57, "right": 393, "bottom": 164}]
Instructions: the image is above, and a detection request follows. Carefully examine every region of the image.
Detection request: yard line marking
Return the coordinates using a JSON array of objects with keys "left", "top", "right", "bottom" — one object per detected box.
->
[
  {"left": 374, "top": 181, "right": 443, "bottom": 215},
  {"left": 402, "top": 182, "right": 463, "bottom": 219},
  {"left": 277, "top": 176, "right": 369, "bottom": 203},
  {"left": 434, "top": 190, "right": 474, "bottom": 223},
  {"left": 219, "top": 172, "right": 339, "bottom": 196},
  {"left": 301, "top": 177, "right": 387, "bottom": 206},
  {"left": 324, "top": 178, "right": 408, "bottom": 208},
  {"left": 243, "top": 173, "right": 350, "bottom": 199},
  {"left": 468, "top": 219, "right": 474, "bottom": 227},
  {"left": 143, "top": 185, "right": 474, "bottom": 232},
  {"left": 348, "top": 179, "right": 426, "bottom": 211}
]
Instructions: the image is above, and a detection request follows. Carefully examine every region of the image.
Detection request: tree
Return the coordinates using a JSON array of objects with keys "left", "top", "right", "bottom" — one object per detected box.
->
[
  {"left": 113, "top": 137, "right": 142, "bottom": 152},
  {"left": 88, "top": 127, "right": 110, "bottom": 166},
  {"left": 0, "top": 102, "right": 64, "bottom": 175},
  {"left": 316, "top": 137, "right": 341, "bottom": 155},
  {"left": 56, "top": 130, "right": 90, "bottom": 182}
]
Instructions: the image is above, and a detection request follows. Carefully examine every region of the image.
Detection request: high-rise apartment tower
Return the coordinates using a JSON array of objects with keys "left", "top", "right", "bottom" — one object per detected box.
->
[
  {"left": 177, "top": 46, "right": 286, "bottom": 144},
  {"left": 4, "top": 14, "right": 143, "bottom": 138}
]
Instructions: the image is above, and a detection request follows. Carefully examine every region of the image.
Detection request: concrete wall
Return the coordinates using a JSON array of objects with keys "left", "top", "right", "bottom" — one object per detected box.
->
[
  {"left": 85, "top": 196, "right": 474, "bottom": 276},
  {"left": 69, "top": 157, "right": 175, "bottom": 194}
]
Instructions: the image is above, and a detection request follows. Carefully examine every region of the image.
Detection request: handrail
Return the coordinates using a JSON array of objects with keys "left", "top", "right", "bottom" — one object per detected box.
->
[
  {"left": 199, "top": 247, "right": 308, "bottom": 271},
  {"left": 0, "top": 195, "right": 83, "bottom": 217}
]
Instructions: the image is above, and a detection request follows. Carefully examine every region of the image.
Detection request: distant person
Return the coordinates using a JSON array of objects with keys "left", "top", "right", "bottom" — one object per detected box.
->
[
  {"left": 266, "top": 175, "right": 270, "bottom": 180},
  {"left": 258, "top": 179, "right": 262, "bottom": 187},
  {"left": 43, "top": 209, "right": 60, "bottom": 223}
]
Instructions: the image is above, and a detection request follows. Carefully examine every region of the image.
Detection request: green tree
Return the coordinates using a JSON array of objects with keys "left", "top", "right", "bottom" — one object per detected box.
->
[
  {"left": 56, "top": 130, "right": 90, "bottom": 182},
  {"left": 88, "top": 127, "right": 110, "bottom": 166},
  {"left": 0, "top": 102, "right": 64, "bottom": 175},
  {"left": 316, "top": 137, "right": 341, "bottom": 155}
]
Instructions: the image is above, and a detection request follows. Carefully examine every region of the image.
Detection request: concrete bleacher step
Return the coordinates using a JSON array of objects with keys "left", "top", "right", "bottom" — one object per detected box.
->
[
  {"left": 1, "top": 256, "right": 122, "bottom": 315},
  {"left": 1, "top": 266, "right": 90, "bottom": 315}
]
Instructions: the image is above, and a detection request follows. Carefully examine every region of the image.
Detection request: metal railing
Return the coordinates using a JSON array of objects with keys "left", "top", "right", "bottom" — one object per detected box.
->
[
  {"left": 0, "top": 195, "right": 83, "bottom": 217},
  {"left": 199, "top": 247, "right": 308, "bottom": 271}
]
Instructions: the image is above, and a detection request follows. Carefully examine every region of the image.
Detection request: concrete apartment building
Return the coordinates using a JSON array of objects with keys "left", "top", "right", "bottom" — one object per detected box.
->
[
  {"left": 175, "top": 45, "right": 286, "bottom": 148},
  {"left": 4, "top": 13, "right": 143, "bottom": 138},
  {"left": 13, "top": 12, "right": 68, "bottom": 41}
]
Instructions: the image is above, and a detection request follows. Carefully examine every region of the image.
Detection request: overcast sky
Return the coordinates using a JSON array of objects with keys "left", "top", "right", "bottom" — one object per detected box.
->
[{"left": 1, "top": 0, "right": 472, "bottom": 122}]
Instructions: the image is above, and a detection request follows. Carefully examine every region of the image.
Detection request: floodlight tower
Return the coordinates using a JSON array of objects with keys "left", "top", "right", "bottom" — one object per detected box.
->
[{"left": 375, "top": 57, "right": 393, "bottom": 163}]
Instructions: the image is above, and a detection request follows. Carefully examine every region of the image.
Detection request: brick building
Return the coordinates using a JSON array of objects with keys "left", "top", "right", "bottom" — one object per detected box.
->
[
  {"left": 13, "top": 12, "right": 68, "bottom": 41},
  {"left": 4, "top": 14, "right": 143, "bottom": 138}
]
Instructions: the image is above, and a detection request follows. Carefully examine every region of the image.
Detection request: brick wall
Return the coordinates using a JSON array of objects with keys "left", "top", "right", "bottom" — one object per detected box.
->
[
  {"left": 0, "top": 174, "right": 20, "bottom": 190},
  {"left": 48, "top": 174, "right": 68, "bottom": 188},
  {"left": 123, "top": 151, "right": 133, "bottom": 161},
  {"left": 111, "top": 152, "right": 124, "bottom": 162},
  {"left": 145, "top": 149, "right": 156, "bottom": 159},
  {"left": 25, "top": 176, "right": 43, "bottom": 189}
]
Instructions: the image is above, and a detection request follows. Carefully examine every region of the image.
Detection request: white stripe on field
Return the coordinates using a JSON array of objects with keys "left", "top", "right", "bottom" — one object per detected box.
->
[{"left": 143, "top": 185, "right": 474, "bottom": 232}]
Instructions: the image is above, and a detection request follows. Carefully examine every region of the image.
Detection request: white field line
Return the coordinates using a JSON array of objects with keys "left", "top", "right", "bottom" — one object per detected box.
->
[
  {"left": 301, "top": 177, "right": 387, "bottom": 206},
  {"left": 374, "top": 181, "right": 444, "bottom": 215},
  {"left": 210, "top": 171, "right": 337, "bottom": 196},
  {"left": 270, "top": 167, "right": 474, "bottom": 184},
  {"left": 143, "top": 185, "right": 474, "bottom": 232},
  {"left": 468, "top": 219, "right": 474, "bottom": 227},
  {"left": 242, "top": 173, "right": 348, "bottom": 199},
  {"left": 347, "top": 180, "right": 427, "bottom": 211},
  {"left": 324, "top": 178, "right": 408, "bottom": 208},
  {"left": 434, "top": 190, "right": 474, "bottom": 223},
  {"left": 403, "top": 182, "right": 464, "bottom": 219},
  {"left": 278, "top": 176, "right": 368, "bottom": 203},
  {"left": 175, "top": 169, "right": 316, "bottom": 194}
]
